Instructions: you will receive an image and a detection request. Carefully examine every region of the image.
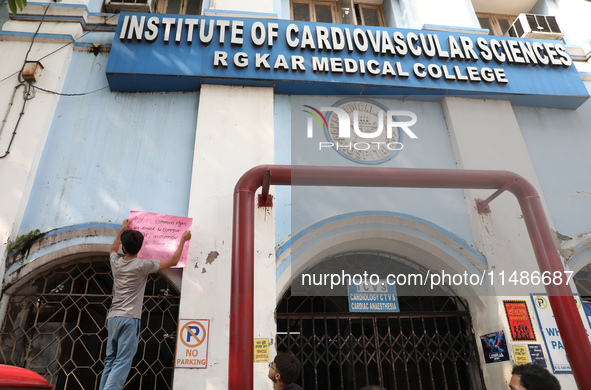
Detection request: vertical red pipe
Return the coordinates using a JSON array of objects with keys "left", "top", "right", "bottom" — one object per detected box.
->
[
  {"left": 516, "top": 195, "right": 591, "bottom": 376},
  {"left": 229, "top": 188, "right": 256, "bottom": 389},
  {"left": 229, "top": 165, "right": 591, "bottom": 390}
]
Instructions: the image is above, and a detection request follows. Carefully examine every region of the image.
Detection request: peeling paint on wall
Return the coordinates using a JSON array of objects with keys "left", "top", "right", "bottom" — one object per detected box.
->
[{"left": 206, "top": 251, "right": 219, "bottom": 265}]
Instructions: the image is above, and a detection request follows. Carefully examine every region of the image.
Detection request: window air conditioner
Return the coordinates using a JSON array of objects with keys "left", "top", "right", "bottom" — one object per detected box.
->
[
  {"left": 506, "top": 14, "right": 564, "bottom": 40},
  {"left": 104, "top": 0, "right": 157, "bottom": 13}
]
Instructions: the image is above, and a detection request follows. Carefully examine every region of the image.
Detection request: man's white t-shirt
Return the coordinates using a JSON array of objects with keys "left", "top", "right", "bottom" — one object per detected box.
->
[{"left": 107, "top": 252, "right": 159, "bottom": 320}]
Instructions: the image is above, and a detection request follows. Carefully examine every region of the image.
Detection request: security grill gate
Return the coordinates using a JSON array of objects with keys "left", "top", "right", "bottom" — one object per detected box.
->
[
  {"left": 277, "top": 251, "right": 485, "bottom": 390},
  {"left": 0, "top": 260, "right": 179, "bottom": 389},
  {"left": 277, "top": 293, "right": 484, "bottom": 390}
]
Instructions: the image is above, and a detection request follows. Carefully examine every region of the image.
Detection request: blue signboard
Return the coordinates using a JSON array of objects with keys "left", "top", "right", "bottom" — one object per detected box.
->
[
  {"left": 106, "top": 14, "right": 588, "bottom": 108},
  {"left": 348, "top": 280, "right": 399, "bottom": 313}
]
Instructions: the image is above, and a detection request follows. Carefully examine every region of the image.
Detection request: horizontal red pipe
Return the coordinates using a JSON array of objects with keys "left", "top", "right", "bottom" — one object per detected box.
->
[{"left": 229, "top": 165, "right": 590, "bottom": 390}]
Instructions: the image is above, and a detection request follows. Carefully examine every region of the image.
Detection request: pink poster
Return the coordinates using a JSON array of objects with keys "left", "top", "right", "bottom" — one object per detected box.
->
[{"left": 127, "top": 210, "right": 192, "bottom": 268}]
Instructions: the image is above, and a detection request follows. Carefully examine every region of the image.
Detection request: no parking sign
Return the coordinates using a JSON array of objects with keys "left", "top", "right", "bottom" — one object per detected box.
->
[{"left": 175, "top": 319, "right": 210, "bottom": 368}]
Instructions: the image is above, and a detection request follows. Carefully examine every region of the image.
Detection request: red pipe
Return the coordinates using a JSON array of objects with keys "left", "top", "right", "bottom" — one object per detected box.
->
[{"left": 229, "top": 165, "right": 591, "bottom": 390}]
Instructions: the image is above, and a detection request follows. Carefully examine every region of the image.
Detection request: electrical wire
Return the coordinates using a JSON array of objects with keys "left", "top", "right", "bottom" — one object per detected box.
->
[
  {"left": 0, "top": 10, "right": 118, "bottom": 85},
  {"left": 32, "top": 84, "right": 109, "bottom": 96},
  {"left": 0, "top": 83, "right": 32, "bottom": 159},
  {"left": 17, "top": 0, "right": 52, "bottom": 83},
  {"left": 0, "top": 4, "right": 118, "bottom": 158}
]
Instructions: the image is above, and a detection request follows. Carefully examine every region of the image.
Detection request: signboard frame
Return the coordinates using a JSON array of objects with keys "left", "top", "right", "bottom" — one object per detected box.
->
[
  {"left": 530, "top": 293, "right": 591, "bottom": 374},
  {"left": 174, "top": 318, "right": 210, "bottom": 369}
]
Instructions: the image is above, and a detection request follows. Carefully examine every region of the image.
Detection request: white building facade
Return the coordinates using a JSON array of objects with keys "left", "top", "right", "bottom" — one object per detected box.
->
[{"left": 1, "top": 0, "right": 591, "bottom": 389}]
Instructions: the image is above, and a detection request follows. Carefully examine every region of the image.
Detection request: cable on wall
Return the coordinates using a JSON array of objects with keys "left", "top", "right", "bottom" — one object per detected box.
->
[{"left": 0, "top": 82, "right": 33, "bottom": 159}]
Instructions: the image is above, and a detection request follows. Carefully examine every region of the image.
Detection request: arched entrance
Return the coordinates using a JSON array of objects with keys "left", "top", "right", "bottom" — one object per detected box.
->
[
  {"left": 0, "top": 259, "right": 180, "bottom": 389},
  {"left": 276, "top": 251, "right": 485, "bottom": 390}
]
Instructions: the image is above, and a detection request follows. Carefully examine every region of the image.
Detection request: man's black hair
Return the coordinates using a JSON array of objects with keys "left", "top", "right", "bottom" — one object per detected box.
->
[
  {"left": 274, "top": 352, "right": 301, "bottom": 385},
  {"left": 512, "top": 363, "right": 560, "bottom": 390},
  {"left": 120, "top": 230, "right": 144, "bottom": 255}
]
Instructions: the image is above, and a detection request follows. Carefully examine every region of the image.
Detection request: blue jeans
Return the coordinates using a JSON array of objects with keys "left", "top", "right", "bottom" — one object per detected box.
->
[{"left": 99, "top": 317, "right": 141, "bottom": 390}]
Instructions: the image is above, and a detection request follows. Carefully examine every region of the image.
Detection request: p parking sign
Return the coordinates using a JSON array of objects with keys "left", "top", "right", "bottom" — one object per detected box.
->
[{"left": 175, "top": 319, "right": 210, "bottom": 368}]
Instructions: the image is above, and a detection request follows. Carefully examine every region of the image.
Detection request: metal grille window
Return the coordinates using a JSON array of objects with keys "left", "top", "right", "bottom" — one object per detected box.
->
[
  {"left": 0, "top": 260, "right": 179, "bottom": 390},
  {"left": 277, "top": 252, "right": 485, "bottom": 390},
  {"left": 575, "top": 263, "right": 591, "bottom": 297}
]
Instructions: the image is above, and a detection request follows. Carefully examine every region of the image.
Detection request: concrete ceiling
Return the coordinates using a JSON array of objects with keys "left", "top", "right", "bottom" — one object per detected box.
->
[{"left": 471, "top": 0, "right": 540, "bottom": 15}]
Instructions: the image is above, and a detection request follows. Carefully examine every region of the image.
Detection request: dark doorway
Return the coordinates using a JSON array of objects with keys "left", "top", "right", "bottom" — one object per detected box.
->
[{"left": 277, "top": 251, "right": 485, "bottom": 390}]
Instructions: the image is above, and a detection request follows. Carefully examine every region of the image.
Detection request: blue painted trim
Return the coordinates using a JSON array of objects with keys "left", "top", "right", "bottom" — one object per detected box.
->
[
  {"left": 422, "top": 24, "right": 489, "bottom": 35},
  {"left": 44, "top": 222, "right": 121, "bottom": 238},
  {"left": 11, "top": 14, "right": 117, "bottom": 31},
  {"left": 4, "top": 222, "right": 120, "bottom": 278},
  {"left": 276, "top": 210, "right": 484, "bottom": 260},
  {"left": 5, "top": 235, "right": 114, "bottom": 277},
  {"left": 200, "top": 0, "right": 211, "bottom": 15},
  {"left": 0, "top": 31, "right": 74, "bottom": 42},
  {"left": 568, "top": 246, "right": 591, "bottom": 272},
  {"left": 25, "top": 1, "right": 87, "bottom": 9},
  {"left": 15, "top": 1, "right": 117, "bottom": 17},
  {"left": 202, "top": 8, "right": 278, "bottom": 18},
  {"left": 275, "top": 219, "right": 486, "bottom": 283},
  {"left": 73, "top": 42, "right": 113, "bottom": 48},
  {"left": 574, "top": 242, "right": 584, "bottom": 252}
]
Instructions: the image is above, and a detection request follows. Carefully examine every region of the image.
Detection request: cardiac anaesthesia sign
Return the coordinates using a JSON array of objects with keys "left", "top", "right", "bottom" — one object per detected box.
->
[{"left": 106, "top": 14, "right": 588, "bottom": 109}]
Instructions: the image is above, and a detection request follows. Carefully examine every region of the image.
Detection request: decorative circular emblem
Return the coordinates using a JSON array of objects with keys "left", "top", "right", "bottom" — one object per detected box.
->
[{"left": 325, "top": 98, "right": 402, "bottom": 165}]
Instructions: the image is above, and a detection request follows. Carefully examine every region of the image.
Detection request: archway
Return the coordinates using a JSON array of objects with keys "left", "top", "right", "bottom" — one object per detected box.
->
[
  {"left": 0, "top": 259, "right": 180, "bottom": 389},
  {"left": 276, "top": 251, "right": 485, "bottom": 389}
]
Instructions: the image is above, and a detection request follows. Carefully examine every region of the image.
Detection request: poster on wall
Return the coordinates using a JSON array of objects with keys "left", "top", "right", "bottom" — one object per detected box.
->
[
  {"left": 127, "top": 210, "right": 193, "bottom": 268},
  {"left": 531, "top": 294, "right": 591, "bottom": 373},
  {"left": 254, "top": 338, "right": 270, "bottom": 363},
  {"left": 503, "top": 300, "right": 537, "bottom": 342},
  {"left": 512, "top": 345, "right": 529, "bottom": 365},
  {"left": 480, "top": 330, "right": 509, "bottom": 363},
  {"left": 528, "top": 344, "right": 547, "bottom": 368}
]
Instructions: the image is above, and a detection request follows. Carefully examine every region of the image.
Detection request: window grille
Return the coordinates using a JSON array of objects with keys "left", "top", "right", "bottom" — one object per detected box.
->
[{"left": 0, "top": 260, "right": 180, "bottom": 390}]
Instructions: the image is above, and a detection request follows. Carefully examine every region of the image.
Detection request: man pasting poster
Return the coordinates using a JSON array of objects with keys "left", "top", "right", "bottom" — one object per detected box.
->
[{"left": 127, "top": 210, "right": 193, "bottom": 268}]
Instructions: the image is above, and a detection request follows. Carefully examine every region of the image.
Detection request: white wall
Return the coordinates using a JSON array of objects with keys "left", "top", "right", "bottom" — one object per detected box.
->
[
  {"left": 211, "top": 0, "right": 274, "bottom": 14},
  {"left": 442, "top": 97, "right": 577, "bottom": 389},
  {"left": 409, "top": 0, "right": 480, "bottom": 29},
  {"left": 175, "top": 84, "right": 275, "bottom": 390},
  {"left": 0, "top": 38, "right": 73, "bottom": 289}
]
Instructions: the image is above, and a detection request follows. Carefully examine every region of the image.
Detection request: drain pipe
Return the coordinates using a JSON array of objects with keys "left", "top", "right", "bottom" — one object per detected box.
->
[{"left": 229, "top": 165, "right": 591, "bottom": 390}]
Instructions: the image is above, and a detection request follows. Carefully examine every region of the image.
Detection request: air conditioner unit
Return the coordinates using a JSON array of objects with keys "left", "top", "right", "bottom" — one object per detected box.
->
[
  {"left": 506, "top": 14, "right": 564, "bottom": 40},
  {"left": 104, "top": 0, "right": 157, "bottom": 13}
]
